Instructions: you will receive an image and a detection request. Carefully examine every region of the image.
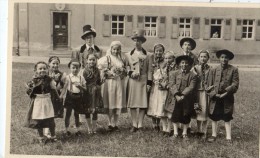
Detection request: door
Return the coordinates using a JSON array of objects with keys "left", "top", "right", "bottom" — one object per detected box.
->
[{"left": 53, "top": 12, "right": 68, "bottom": 49}]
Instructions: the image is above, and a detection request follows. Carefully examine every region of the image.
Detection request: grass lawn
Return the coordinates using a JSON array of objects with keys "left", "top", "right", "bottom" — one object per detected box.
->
[{"left": 9, "top": 62, "right": 259, "bottom": 158}]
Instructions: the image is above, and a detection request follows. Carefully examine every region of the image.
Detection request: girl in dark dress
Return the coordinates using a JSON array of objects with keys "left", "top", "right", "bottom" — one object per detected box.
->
[
  {"left": 82, "top": 53, "right": 104, "bottom": 134},
  {"left": 25, "top": 61, "right": 60, "bottom": 143}
]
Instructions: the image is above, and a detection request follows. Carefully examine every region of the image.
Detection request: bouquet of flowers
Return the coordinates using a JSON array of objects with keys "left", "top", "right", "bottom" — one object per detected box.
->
[
  {"left": 111, "top": 66, "right": 127, "bottom": 79},
  {"left": 50, "top": 72, "right": 61, "bottom": 82}
]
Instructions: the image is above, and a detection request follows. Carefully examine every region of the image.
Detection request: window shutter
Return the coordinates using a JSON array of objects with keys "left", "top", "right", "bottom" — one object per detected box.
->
[
  {"left": 255, "top": 19, "right": 260, "bottom": 41},
  {"left": 102, "top": 14, "right": 110, "bottom": 37},
  {"left": 158, "top": 16, "right": 166, "bottom": 38},
  {"left": 235, "top": 19, "right": 242, "bottom": 40},
  {"left": 125, "top": 15, "right": 133, "bottom": 37},
  {"left": 223, "top": 19, "right": 232, "bottom": 40},
  {"left": 192, "top": 17, "right": 200, "bottom": 39},
  {"left": 171, "top": 17, "right": 179, "bottom": 39},
  {"left": 203, "top": 18, "right": 210, "bottom": 40},
  {"left": 137, "top": 16, "right": 144, "bottom": 29}
]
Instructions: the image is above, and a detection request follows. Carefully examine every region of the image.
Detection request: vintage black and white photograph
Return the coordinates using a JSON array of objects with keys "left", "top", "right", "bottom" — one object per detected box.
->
[{"left": 6, "top": 0, "right": 260, "bottom": 157}]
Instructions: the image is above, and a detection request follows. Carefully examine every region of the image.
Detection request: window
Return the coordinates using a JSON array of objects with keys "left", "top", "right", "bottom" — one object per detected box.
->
[
  {"left": 242, "top": 20, "right": 254, "bottom": 39},
  {"left": 210, "top": 19, "right": 222, "bottom": 38},
  {"left": 179, "top": 18, "right": 191, "bottom": 37},
  {"left": 111, "top": 15, "right": 125, "bottom": 36},
  {"left": 144, "top": 16, "right": 157, "bottom": 37}
]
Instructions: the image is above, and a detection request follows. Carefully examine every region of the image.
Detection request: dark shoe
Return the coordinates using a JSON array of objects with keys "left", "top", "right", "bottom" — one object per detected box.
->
[
  {"left": 137, "top": 127, "right": 144, "bottom": 132},
  {"left": 170, "top": 134, "right": 178, "bottom": 140},
  {"left": 65, "top": 131, "right": 72, "bottom": 137},
  {"left": 38, "top": 137, "right": 47, "bottom": 144},
  {"left": 75, "top": 131, "right": 82, "bottom": 137},
  {"left": 113, "top": 126, "right": 120, "bottom": 132},
  {"left": 187, "top": 128, "right": 195, "bottom": 135},
  {"left": 226, "top": 139, "right": 233, "bottom": 145},
  {"left": 207, "top": 136, "right": 217, "bottom": 142},
  {"left": 182, "top": 134, "right": 190, "bottom": 141},
  {"left": 130, "top": 127, "right": 138, "bottom": 133},
  {"left": 108, "top": 125, "right": 114, "bottom": 132},
  {"left": 156, "top": 126, "right": 160, "bottom": 132},
  {"left": 196, "top": 132, "right": 205, "bottom": 138},
  {"left": 49, "top": 136, "right": 58, "bottom": 143}
]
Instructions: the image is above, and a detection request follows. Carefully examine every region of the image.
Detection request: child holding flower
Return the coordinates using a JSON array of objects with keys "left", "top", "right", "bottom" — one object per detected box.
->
[{"left": 98, "top": 41, "right": 127, "bottom": 131}]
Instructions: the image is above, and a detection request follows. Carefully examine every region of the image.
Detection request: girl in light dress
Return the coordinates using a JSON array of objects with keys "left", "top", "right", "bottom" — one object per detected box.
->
[
  {"left": 192, "top": 50, "right": 211, "bottom": 139},
  {"left": 98, "top": 41, "right": 127, "bottom": 131},
  {"left": 147, "top": 44, "right": 166, "bottom": 132}
]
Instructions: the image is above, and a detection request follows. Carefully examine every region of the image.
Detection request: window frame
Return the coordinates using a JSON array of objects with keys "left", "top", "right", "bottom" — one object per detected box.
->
[
  {"left": 241, "top": 19, "right": 255, "bottom": 40},
  {"left": 210, "top": 18, "right": 223, "bottom": 39},
  {"left": 179, "top": 17, "right": 192, "bottom": 37},
  {"left": 144, "top": 16, "right": 158, "bottom": 37},
  {"left": 111, "top": 15, "right": 125, "bottom": 36}
]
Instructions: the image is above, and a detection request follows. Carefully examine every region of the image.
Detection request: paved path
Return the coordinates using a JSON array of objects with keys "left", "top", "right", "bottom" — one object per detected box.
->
[{"left": 12, "top": 56, "right": 260, "bottom": 71}]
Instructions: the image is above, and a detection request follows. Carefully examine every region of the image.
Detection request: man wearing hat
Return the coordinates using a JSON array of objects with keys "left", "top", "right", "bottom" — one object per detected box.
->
[
  {"left": 125, "top": 29, "right": 153, "bottom": 132},
  {"left": 206, "top": 49, "right": 239, "bottom": 143},
  {"left": 178, "top": 37, "right": 199, "bottom": 66},
  {"left": 164, "top": 55, "right": 197, "bottom": 140},
  {"left": 75, "top": 25, "right": 103, "bottom": 69}
]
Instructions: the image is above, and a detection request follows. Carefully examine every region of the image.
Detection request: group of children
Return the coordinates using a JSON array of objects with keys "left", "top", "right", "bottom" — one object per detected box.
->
[{"left": 24, "top": 25, "right": 239, "bottom": 144}]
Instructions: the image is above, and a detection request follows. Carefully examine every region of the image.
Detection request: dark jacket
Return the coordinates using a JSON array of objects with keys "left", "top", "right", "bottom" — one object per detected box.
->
[
  {"left": 164, "top": 70, "right": 197, "bottom": 115},
  {"left": 207, "top": 64, "right": 239, "bottom": 114}
]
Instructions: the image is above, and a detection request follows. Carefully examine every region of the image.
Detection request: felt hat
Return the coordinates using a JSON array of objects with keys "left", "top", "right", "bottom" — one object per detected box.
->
[
  {"left": 81, "top": 25, "right": 96, "bottom": 40},
  {"left": 131, "top": 29, "right": 146, "bottom": 43},
  {"left": 175, "top": 55, "right": 194, "bottom": 65},
  {"left": 216, "top": 49, "right": 234, "bottom": 60},
  {"left": 68, "top": 58, "right": 81, "bottom": 68},
  {"left": 180, "top": 37, "right": 196, "bottom": 50}
]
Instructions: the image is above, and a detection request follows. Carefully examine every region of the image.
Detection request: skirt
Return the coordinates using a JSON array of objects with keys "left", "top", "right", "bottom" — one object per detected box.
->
[
  {"left": 127, "top": 75, "right": 148, "bottom": 108},
  {"left": 196, "top": 91, "right": 208, "bottom": 121},
  {"left": 147, "top": 85, "right": 168, "bottom": 118}
]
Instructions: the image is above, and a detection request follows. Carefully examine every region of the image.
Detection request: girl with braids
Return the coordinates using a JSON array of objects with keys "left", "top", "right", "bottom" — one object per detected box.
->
[{"left": 98, "top": 41, "right": 127, "bottom": 132}]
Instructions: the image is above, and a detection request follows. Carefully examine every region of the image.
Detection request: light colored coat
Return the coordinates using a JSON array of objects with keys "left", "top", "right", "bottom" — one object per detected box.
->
[{"left": 125, "top": 48, "right": 153, "bottom": 108}]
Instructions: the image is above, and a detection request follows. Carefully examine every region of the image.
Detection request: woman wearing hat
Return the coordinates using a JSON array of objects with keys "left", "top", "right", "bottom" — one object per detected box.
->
[
  {"left": 75, "top": 25, "right": 104, "bottom": 124},
  {"left": 75, "top": 25, "right": 104, "bottom": 69},
  {"left": 125, "top": 29, "right": 153, "bottom": 132},
  {"left": 179, "top": 37, "right": 199, "bottom": 66},
  {"left": 206, "top": 49, "right": 239, "bottom": 143},
  {"left": 164, "top": 55, "right": 197, "bottom": 140}
]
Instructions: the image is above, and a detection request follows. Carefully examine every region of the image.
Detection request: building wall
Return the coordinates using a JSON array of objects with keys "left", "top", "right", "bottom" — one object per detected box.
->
[{"left": 13, "top": 3, "right": 260, "bottom": 64}]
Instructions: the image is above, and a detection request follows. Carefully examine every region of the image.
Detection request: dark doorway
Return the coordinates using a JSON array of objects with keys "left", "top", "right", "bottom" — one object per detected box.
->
[{"left": 53, "top": 12, "right": 68, "bottom": 49}]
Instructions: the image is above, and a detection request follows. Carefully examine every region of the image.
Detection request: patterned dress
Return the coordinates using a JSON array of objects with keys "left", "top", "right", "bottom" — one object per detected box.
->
[{"left": 82, "top": 66, "right": 105, "bottom": 114}]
